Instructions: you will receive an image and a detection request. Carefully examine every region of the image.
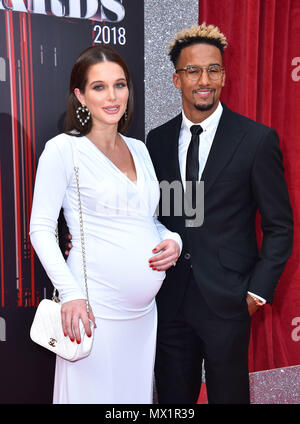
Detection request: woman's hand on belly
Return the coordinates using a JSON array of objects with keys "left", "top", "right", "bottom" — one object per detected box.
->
[
  {"left": 61, "top": 299, "right": 96, "bottom": 343},
  {"left": 148, "top": 239, "right": 180, "bottom": 271}
]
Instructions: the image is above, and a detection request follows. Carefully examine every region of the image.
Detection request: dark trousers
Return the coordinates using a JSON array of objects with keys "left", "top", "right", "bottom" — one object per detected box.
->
[{"left": 155, "top": 271, "right": 251, "bottom": 404}]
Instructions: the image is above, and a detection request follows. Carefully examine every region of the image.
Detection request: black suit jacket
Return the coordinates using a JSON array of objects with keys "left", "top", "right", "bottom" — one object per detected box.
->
[{"left": 147, "top": 104, "right": 293, "bottom": 320}]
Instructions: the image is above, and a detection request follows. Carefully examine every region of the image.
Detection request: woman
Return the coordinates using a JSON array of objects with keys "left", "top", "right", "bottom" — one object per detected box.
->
[{"left": 30, "top": 45, "right": 181, "bottom": 404}]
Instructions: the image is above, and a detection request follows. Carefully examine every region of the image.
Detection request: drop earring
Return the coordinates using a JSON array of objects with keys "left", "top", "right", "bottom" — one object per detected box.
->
[{"left": 76, "top": 104, "right": 91, "bottom": 126}]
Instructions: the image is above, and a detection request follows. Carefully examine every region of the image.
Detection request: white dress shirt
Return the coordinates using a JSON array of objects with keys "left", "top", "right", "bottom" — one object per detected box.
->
[
  {"left": 178, "top": 102, "right": 266, "bottom": 305},
  {"left": 178, "top": 102, "right": 223, "bottom": 189}
]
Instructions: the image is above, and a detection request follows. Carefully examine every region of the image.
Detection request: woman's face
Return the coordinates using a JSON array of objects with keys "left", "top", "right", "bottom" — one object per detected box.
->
[{"left": 74, "top": 61, "right": 129, "bottom": 130}]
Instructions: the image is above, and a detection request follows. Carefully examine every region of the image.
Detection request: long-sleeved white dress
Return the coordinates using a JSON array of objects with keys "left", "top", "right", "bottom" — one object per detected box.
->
[{"left": 30, "top": 133, "right": 182, "bottom": 404}]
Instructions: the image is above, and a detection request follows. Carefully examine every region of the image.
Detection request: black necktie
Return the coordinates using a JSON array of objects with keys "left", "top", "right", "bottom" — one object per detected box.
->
[{"left": 186, "top": 125, "right": 203, "bottom": 208}]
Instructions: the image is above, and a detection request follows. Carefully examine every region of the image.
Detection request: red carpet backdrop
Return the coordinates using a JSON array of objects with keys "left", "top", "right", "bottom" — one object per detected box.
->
[
  {"left": 0, "top": 0, "right": 144, "bottom": 403},
  {"left": 0, "top": 0, "right": 299, "bottom": 405},
  {"left": 198, "top": 0, "right": 300, "bottom": 372}
]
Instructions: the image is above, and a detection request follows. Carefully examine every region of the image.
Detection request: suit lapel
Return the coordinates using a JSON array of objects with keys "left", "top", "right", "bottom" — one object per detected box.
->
[
  {"left": 201, "top": 104, "right": 245, "bottom": 195},
  {"left": 165, "top": 113, "right": 183, "bottom": 185}
]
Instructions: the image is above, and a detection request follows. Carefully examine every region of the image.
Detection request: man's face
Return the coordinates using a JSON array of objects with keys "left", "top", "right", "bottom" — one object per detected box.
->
[{"left": 173, "top": 43, "right": 225, "bottom": 122}]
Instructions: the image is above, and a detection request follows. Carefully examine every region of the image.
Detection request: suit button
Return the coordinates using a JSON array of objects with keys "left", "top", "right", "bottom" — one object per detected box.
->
[{"left": 184, "top": 253, "right": 191, "bottom": 260}]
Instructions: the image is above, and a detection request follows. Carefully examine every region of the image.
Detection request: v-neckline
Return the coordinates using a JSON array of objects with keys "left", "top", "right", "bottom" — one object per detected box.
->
[{"left": 83, "top": 135, "right": 140, "bottom": 187}]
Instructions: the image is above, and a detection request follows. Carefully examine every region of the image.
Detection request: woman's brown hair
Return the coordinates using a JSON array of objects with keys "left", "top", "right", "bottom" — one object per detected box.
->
[{"left": 64, "top": 45, "right": 134, "bottom": 136}]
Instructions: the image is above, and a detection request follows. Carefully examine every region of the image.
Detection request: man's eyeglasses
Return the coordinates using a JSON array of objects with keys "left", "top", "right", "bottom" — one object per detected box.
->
[{"left": 176, "top": 65, "right": 224, "bottom": 81}]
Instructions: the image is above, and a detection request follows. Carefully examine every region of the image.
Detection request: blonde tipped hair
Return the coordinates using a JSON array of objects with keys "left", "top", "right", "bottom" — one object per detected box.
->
[{"left": 168, "top": 22, "right": 228, "bottom": 67}]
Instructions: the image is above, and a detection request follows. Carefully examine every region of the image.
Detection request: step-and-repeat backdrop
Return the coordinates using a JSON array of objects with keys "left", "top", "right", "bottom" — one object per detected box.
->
[{"left": 0, "top": 0, "right": 143, "bottom": 403}]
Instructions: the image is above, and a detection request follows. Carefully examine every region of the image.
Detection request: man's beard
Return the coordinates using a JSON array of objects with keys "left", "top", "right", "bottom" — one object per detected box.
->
[
  {"left": 194, "top": 101, "right": 215, "bottom": 111},
  {"left": 193, "top": 88, "right": 216, "bottom": 111}
]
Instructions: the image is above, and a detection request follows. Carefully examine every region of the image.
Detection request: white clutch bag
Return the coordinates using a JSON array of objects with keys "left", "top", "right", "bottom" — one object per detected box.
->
[
  {"left": 30, "top": 297, "right": 94, "bottom": 361},
  {"left": 30, "top": 149, "right": 94, "bottom": 361}
]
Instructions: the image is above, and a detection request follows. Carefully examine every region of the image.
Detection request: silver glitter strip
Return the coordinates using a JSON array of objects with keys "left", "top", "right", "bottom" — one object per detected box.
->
[
  {"left": 144, "top": 0, "right": 199, "bottom": 137},
  {"left": 250, "top": 365, "right": 300, "bottom": 404},
  {"left": 145, "top": 3, "right": 203, "bottom": 402}
]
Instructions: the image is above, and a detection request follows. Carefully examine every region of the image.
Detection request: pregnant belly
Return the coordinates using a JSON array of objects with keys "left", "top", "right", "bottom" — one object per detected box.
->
[{"left": 68, "top": 223, "right": 166, "bottom": 318}]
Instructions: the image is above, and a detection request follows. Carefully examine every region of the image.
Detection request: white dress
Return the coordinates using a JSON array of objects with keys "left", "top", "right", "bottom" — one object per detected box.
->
[{"left": 30, "top": 133, "right": 182, "bottom": 404}]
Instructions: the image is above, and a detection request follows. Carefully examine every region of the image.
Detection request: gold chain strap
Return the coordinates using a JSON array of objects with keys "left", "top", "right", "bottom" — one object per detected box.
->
[
  {"left": 73, "top": 165, "right": 90, "bottom": 314},
  {"left": 52, "top": 164, "right": 90, "bottom": 314}
]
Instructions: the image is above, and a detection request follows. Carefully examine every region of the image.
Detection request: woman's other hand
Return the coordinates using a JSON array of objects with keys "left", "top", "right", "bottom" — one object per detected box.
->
[{"left": 148, "top": 239, "right": 181, "bottom": 271}]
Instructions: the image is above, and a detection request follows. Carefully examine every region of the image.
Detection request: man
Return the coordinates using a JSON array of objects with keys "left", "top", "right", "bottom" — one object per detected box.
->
[{"left": 146, "top": 23, "right": 293, "bottom": 404}]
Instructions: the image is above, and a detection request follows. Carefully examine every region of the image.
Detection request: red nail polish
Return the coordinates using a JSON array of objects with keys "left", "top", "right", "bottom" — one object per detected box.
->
[
  {"left": 70, "top": 338, "right": 74, "bottom": 342},
  {"left": 153, "top": 267, "right": 157, "bottom": 270},
  {"left": 76, "top": 340, "right": 81, "bottom": 344}
]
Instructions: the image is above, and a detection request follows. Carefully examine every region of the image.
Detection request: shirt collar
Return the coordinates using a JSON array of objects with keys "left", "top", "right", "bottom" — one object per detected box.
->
[{"left": 181, "top": 101, "right": 223, "bottom": 133}]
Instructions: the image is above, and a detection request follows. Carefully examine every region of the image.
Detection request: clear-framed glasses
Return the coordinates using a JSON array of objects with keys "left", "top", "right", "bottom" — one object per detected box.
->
[{"left": 176, "top": 64, "right": 224, "bottom": 81}]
